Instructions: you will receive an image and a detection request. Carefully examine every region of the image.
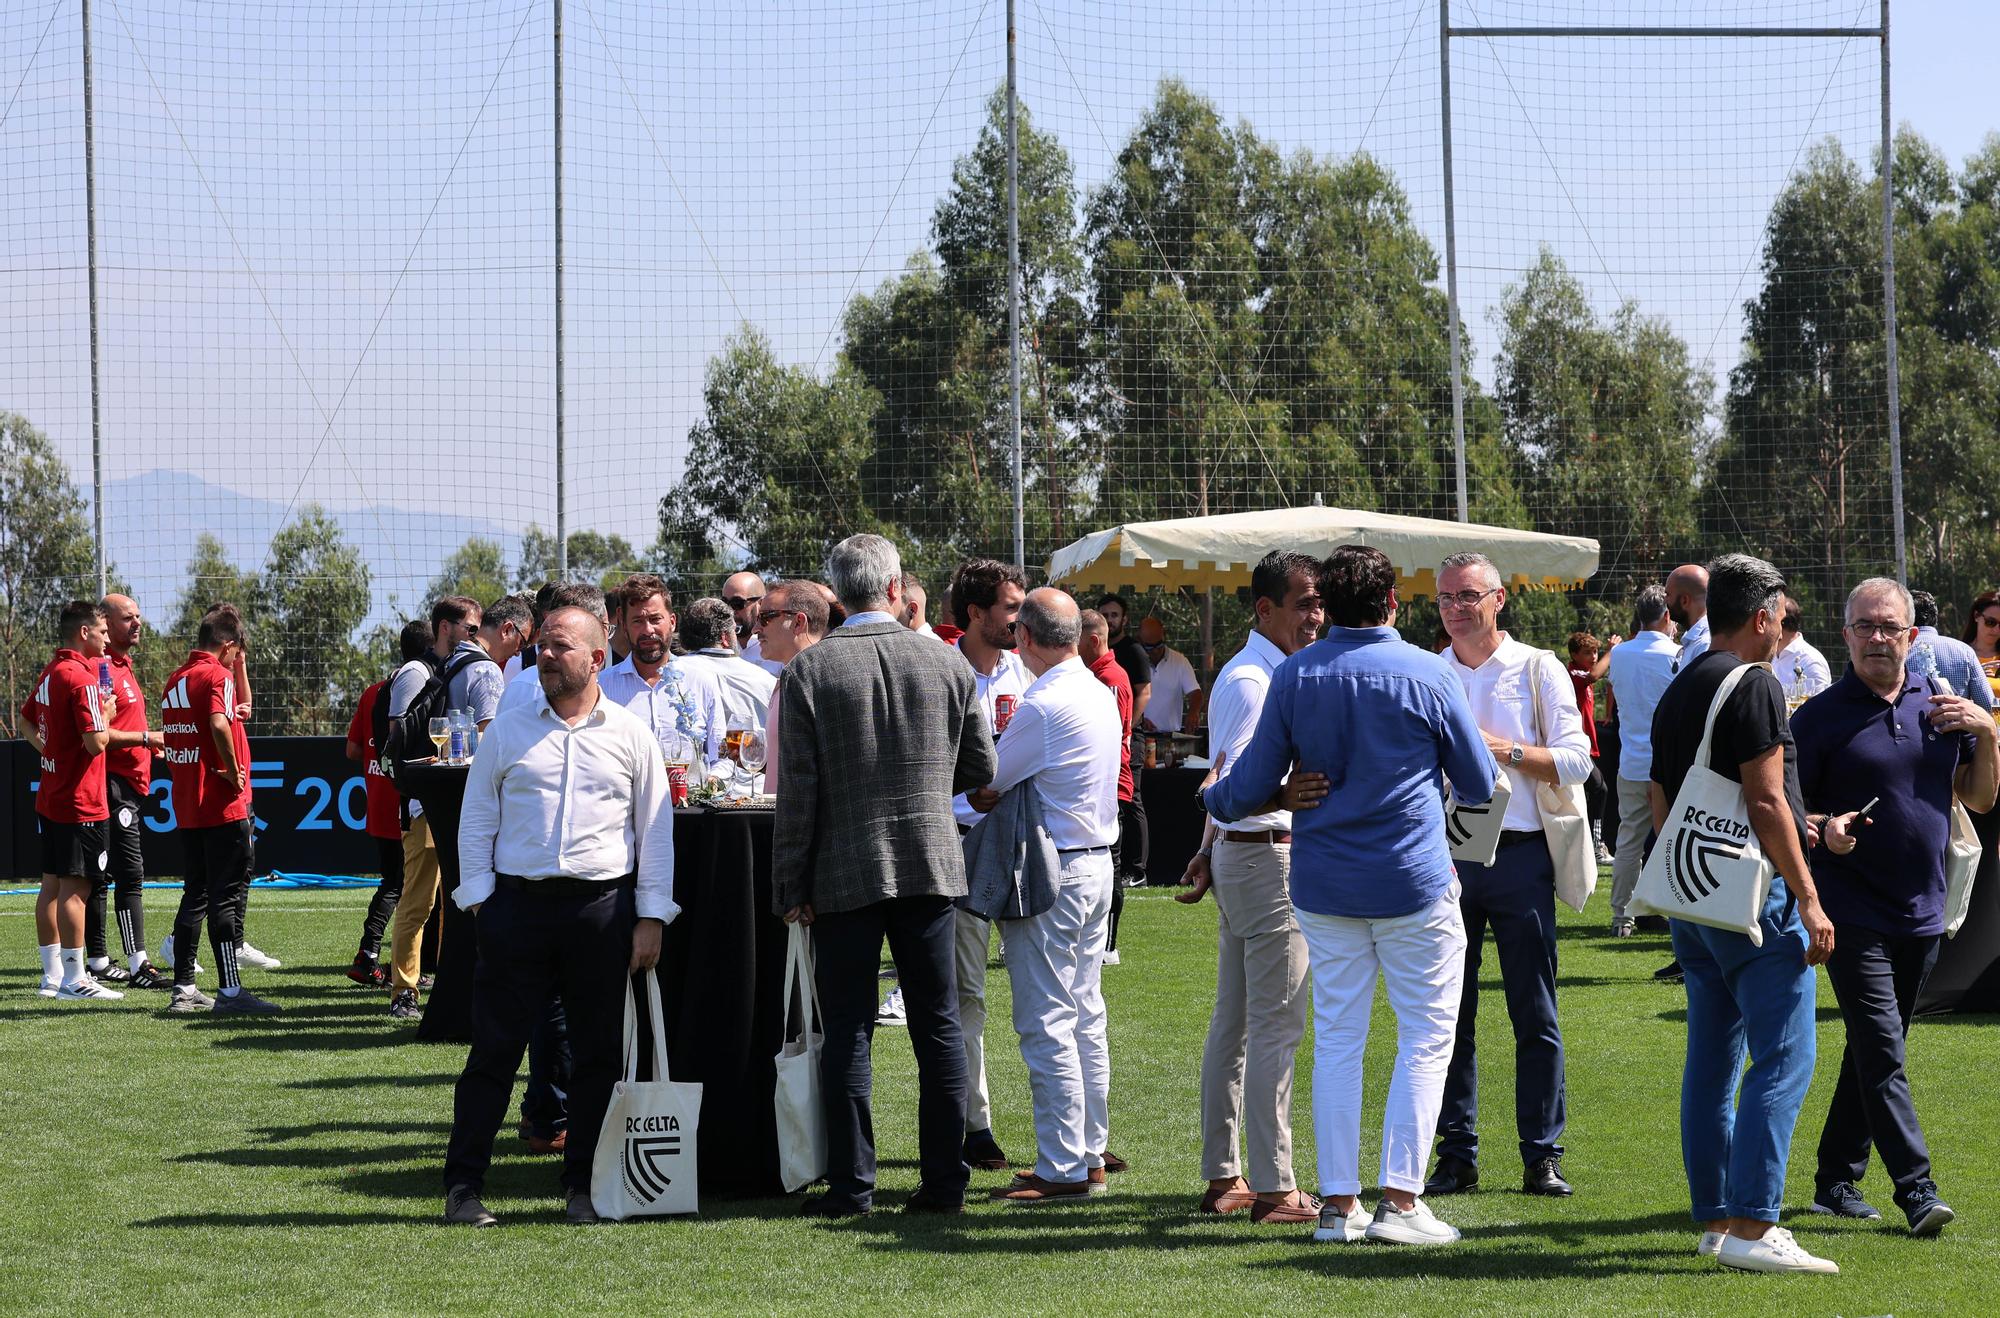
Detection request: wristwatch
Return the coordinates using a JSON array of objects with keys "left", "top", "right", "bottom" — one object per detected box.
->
[{"left": 1507, "top": 743, "right": 1525, "bottom": 766}]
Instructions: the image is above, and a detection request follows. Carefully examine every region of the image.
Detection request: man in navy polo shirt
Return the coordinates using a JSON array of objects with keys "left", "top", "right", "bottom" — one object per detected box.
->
[{"left": 1793, "top": 577, "right": 1997, "bottom": 1236}]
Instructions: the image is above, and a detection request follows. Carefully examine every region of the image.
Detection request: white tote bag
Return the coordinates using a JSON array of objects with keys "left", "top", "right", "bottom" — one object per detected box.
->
[
  {"left": 591, "top": 969, "right": 703, "bottom": 1220},
  {"left": 1446, "top": 773, "right": 1511, "bottom": 867},
  {"left": 1917, "top": 673, "right": 1983, "bottom": 939},
  {"left": 1631, "top": 663, "right": 1776, "bottom": 945},
  {"left": 1530, "top": 652, "right": 1598, "bottom": 913},
  {"left": 774, "top": 923, "right": 828, "bottom": 1192}
]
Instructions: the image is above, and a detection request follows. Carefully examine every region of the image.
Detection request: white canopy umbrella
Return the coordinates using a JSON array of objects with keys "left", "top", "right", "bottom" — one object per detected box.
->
[{"left": 1046, "top": 505, "right": 1599, "bottom": 598}]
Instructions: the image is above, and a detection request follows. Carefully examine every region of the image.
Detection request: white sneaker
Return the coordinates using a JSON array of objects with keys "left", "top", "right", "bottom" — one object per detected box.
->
[
  {"left": 237, "top": 942, "right": 282, "bottom": 969},
  {"left": 1364, "top": 1198, "right": 1460, "bottom": 1245},
  {"left": 1312, "top": 1200, "right": 1372, "bottom": 1243},
  {"left": 56, "top": 976, "right": 125, "bottom": 1001},
  {"left": 1697, "top": 1230, "right": 1725, "bottom": 1257},
  {"left": 159, "top": 933, "right": 203, "bottom": 976},
  {"left": 1611, "top": 917, "right": 1635, "bottom": 938},
  {"left": 1715, "top": 1226, "right": 1839, "bottom": 1274},
  {"left": 875, "top": 986, "right": 906, "bottom": 1026},
  {"left": 1103, "top": 949, "right": 1121, "bottom": 966},
  {"left": 36, "top": 977, "right": 60, "bottom": 999}
]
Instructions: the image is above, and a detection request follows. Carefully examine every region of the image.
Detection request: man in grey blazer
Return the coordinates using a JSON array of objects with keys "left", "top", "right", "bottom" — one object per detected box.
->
[{"left": 775, "top": 534, "right": 998, "bottom": 1216}]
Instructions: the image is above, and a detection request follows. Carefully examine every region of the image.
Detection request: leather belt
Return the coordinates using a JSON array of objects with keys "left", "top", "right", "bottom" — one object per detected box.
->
[
  {"left": 1058, "top": 845, "right": 1111, "bottom": 857},
  {"left": 495, "top": 872, "right": 636, "bottom": 895},
  {"left": 1495, "top": 829, "right": 1543, "bottom": 850},
  {"left": 1220, "top": 830, "right": 1293, "bottom": 846}
]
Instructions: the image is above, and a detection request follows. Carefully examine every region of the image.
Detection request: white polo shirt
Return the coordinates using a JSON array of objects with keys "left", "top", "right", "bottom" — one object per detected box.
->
[
  {"left": 1447, "top": 633, "right": 1593, "bottom": 831},
  {"left": 676, "top": 647, "right": 778, "bottom": 734},
  {"left": 986, "top": 656, "right": 1121, "bottom": 852},
  {"left": 1143, "top": 645, "right": 1201, "bottom": 733},
  {"left": 1206, "top": 629, "right": 1289, "bottom": 833},
  {"left": 953, "top": 642, "right": 1032, "bottom": 828}
]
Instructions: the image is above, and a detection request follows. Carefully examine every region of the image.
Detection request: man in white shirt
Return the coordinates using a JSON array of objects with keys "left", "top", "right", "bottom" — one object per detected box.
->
[
  {"left": 1179, "top": 551, "right": 1323, "bottom": 1224},
  {"left": 598, "top": 574, "right": 728, "bottom": 763},
  {"left": 674, "top": 597, "right": 776, "bottom": 735},
  {"left": 496, "top": 584, "right": 613, "bottom": 718},
  {"left": 753, "top": 580, "right": 828, "bottom": 796},
  {"left": 1773, "top": 594, "right": 1833, "bottom": 698},
  {"left": 442, "top": 605, "right": 676, "bottom": 1229},
  {"left": 1137, "top": 617, "right": 1204, "bottom": 735},
  {"left": 1668, "top": 563, "right": 1711, "bottom": 672},
  {"left": 725, "top": 570, "right": 786, "bottom": 676},
  {"left": 1427, "top": 551, "right": 1593, "bottom": 1202},
  {"left": 1604, "top": 585, "right": 1681, "bottom": 936},
  {"left": 965, "top": 589, "right": 1122, "bottom": 1204},
  {"left": 945, "top": 557, "right": 1031, "bottom": 1172},
  {"left": 900, "top": 572, "right": 936, "bottom": 636}
]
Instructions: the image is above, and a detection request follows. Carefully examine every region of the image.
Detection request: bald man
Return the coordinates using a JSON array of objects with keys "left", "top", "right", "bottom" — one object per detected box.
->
[
  {"left": 723, "top": 571, "right": 783, "bottom": 675},
  {"left": 94, "top": 594, "right": 173, "bottom": 988},
  {"left": 1667, "top": 564, "right": 1710, "bottom": 673}
]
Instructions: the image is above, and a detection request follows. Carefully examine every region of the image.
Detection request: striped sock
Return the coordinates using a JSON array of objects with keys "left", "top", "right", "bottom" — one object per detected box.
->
[{"left": 217, "top": 940, "right": 242, "bottom": 994}]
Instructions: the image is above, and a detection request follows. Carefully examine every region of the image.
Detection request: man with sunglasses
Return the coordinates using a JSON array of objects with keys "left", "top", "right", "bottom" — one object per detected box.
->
[
  {"left": 725, "top": 570, "right": 785, "bottom": 675},
  {"left": 1773, "top": 595, "right": 1833, "bottom": 700},
  {"left": 1427, "top": 551, "right": 1593, "bottom": 1201},
  {"left": 754, "top": 580, "right": 830, "bottom": 796}
]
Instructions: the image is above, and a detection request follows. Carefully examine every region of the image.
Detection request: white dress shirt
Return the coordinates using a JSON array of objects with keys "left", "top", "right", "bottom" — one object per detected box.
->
[
  {"left": 953, "top": 643, "right": 1032, "bottom": 827},
  {"left": 1674, "top": 614, "right": 1710, "bottom": 672},
  {"left": 454, "top": 686, "right": 677, "bottom": 922},
  {"left": 1447, "top": 633, "right": 1593, "bottom": 831},
  {"left": 742, "top": 632, "right": 785, "bottom": 676},
  {"left": 676, "top": 648, "right": 777, "bottom": 735},
  {"left": 1606, "top": 628, "right": 1680, "bottom": 781},
  {"left": 1143, "top": 645, "right": 1201, "bottom": 732},
  {"left": 1206, "top": 629, "right": 1290, "bottom": 833},
  {"left": 599, "top": 654, "right": 728, "bottom": 762},
  {"left": 1773, "top": 633, "right": 1833, "bottom": 696},
  {"left": 986, "top": 656, "right": 1121, "bottom": 851},
  {"left": 496, "top": 661, "right": 543, "bottom": 718}
]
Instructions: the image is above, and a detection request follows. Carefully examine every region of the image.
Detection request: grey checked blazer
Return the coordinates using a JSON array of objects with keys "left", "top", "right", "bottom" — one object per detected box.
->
[{"left": 772, "top": 620, "right": 997, "bottom": 916}]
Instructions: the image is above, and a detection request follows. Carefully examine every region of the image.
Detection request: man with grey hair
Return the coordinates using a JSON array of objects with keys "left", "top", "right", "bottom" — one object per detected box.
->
[
  {"left": 676, "top": 597, "right": 776, "bottom": 735},
  {"left": 965, "top": 587, "right": 1123, "bottom": 1204},
  {"left": 1605, "top": 584, "right": 1682, "bottom": 936},
  {"left": 1427, "top": 550, "right": 1593, "bottom": 1201},
  {"left": 1649, "top": 552, "right": 1837, "bottom": 1273},
  {"left": 1791, "top": 575, "right": 1994, "bottom": 1236},
  {"left": 775, "top": 534, "right": 997, "bottom": 1217}
]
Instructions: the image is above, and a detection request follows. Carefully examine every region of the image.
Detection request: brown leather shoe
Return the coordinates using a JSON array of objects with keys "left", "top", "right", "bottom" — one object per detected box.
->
[
  {"left": 1086, "top": 1166, "right": 1108, "bottom": 1195},
  {"left": 1249, "top": 1190, "right": 1320, "bottom": 1224},
  {"left": 525, "top": 1130, "right": 567, "bottom": 1155},
  {"left": 1200, "top": 1177, "right": 1255, "bottom": 1215},
  {"left": 996, "top": 1174, "right": 1092, "bottom": 1204},
  {"left": 1099, "top": 1150, "right": 1129, "bottom": 1174}
]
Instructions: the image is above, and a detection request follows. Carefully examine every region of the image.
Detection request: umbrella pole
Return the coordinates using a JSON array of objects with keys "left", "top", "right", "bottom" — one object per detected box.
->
[{"left": 1201, "top": 589, "right": 1214, "bottom": 673}]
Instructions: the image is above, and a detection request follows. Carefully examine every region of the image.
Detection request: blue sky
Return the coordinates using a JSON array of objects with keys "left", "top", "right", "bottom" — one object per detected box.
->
[{"left": 2, "top": 1, "right": 1993, "bottom": 610}]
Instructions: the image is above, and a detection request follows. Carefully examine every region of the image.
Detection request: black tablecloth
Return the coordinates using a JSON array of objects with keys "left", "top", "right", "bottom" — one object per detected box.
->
[
  {"left": 399, "top": 760, "right": 474, "bottom": 1044},
  {"left": 1143, "top": 765, "right": 1207, "bottom": 886},
  {"left": 1921, "top": 800, "right": 2000, "bottom": 1014}
]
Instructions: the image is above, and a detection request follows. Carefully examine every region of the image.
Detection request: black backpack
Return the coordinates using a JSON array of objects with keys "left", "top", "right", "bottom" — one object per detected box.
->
[{"left": 377, "top": 650, "right": 486, "bottom": 788}]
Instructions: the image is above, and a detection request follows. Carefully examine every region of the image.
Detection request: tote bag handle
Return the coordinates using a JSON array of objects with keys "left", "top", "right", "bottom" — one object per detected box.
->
[
  {"left": 781, "top": 923, "right": 823, "bottom": 1044},
  {"left": 621, "top": 966, "right": 676, "bottom": 1085}
]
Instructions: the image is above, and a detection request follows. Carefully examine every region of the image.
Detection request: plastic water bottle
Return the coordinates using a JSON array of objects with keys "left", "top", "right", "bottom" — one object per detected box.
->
[
  {"left": 448, "top": 709, "right": 468, "bottom": 764},
  {"left": 98, "top": 659, "right": 114, "bottom": 695}
]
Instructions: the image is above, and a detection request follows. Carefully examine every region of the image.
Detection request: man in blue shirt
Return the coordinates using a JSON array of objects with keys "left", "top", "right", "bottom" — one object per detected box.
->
[
  {"left": 1605, "top": 586, "right": 1681, "bottom": 935},
  {"left": 1206, "top": 546, "right": 1494, "bottom": 1247},
  {"left": 1793, "top": 577, "right": 1996, "bottom": 1236},
  {"left": 1907, "top": 590, "right": 1994, "bottom": 712}
]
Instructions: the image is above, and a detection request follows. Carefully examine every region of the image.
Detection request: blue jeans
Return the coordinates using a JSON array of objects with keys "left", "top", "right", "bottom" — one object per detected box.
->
[{"left": 1673, "top": 876, "right": 1817, "bottom": 1223}]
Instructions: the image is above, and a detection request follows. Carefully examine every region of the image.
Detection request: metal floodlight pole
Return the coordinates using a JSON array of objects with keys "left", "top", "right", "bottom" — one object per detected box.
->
[
  {"left": 554, "top": 0, "right": 569, "bottom": 577},
  {"left": 83, "top": 0, "right": 105, "bottom": 594},
  {"left": 1440, "top": 0, "right": 1469, "bottom": 523},
  {"left": 1880, "top": 0, "right": 1908, "bottom": 586},
  {"left": 1006, "top": 0, "right": 1026, "bottom": 570}
]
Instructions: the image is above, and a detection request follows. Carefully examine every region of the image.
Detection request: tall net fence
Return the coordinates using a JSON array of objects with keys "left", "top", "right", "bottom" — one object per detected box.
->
[{"left": 6, "top": 0, "right": 1975, "bottom": 735}]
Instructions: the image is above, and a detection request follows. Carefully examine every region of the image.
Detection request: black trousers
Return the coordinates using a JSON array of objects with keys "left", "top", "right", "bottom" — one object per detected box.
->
[
  {"left": 1117, "top": 779, "right": 1149, "bottom": 882},
  {"left": 357, "top": 835, "right": 404, "bottom": 959},
  {"left": 1816, "top": 924, "right": 1941, "bottom": 1199},
  {"left": 444, "top": 880, "right": 633, "bottom": 1196},
  {"left": 172, "top": 817, "right": 254, "bottom": 990},
  {"left": 1581, "top": 761, "right": 1607, "bottom": 835},
  {"left": 87, "top": 774, "right": 149, "bottom": 961},
  {"left": 812, "top": 894, "right": 969, "bottom": 1207}
]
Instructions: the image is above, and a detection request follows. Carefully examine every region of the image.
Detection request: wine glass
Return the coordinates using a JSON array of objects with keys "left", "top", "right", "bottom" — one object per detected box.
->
[
  {"left": 428, "top": 717, "right": 449, "bottom": 762},
  {"left": 739, "top": 730, "right": 767, "bottom": 795}
]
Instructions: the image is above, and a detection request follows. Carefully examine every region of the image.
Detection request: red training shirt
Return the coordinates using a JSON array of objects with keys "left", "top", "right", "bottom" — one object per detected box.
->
[
  {"left": 20, "top": 647, "right": 109, "bottom": 823},
  {"left": 1567, "top": 664, "right": 1601, "bottom": 759},
  {"left": 1088, "top": 649, "right": 1135, "bottom": 803},
  {"left": 160, "top": 650, "right": 251, "bottom": 828},
  {"left": 346, "top": 681, "right": 403, "bottom": 840},
  {"left": 103, "top": 647, "right": 152, "bottom": 791}
]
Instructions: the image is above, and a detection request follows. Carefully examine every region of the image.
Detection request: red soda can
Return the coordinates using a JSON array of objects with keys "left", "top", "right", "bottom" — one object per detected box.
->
[
  {"left": 665, "top": 762, "right": 691, "bottom": 807},
  {"left": 993, "top": 694, "right": 1018, "bottom": 734}
]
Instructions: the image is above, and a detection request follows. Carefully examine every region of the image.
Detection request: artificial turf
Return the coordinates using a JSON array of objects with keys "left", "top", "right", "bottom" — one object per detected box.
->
[{"left": 1, "top": 882, "right": 1994, "bottom": 1315}]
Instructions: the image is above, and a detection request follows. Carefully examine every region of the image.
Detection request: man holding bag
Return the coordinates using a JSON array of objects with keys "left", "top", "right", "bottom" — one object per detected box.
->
[
  {"left": 441, "top": 605, "right": 676, "bottom": 1228},
  {"left": 1426, "top": 551, "right": 1593, "bottom": 1201},
  {"left": 1648, "top": 553, "right": 1838, "bottom": 1274},
  {"left": 1792, "top": 577, "right": 1995, "bottom": 1235}
]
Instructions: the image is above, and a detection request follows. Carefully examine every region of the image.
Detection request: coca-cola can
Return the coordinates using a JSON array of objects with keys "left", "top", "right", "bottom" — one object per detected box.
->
[
  {"left": 994, "top": 694, "right": 1018, "bottom": 734},
  {"left": 665, "top": 761, "right": 691, "bottom": 807}
]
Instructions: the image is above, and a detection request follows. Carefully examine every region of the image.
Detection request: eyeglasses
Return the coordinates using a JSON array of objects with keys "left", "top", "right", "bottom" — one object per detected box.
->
[
  {"left": 1437, "top": 588, "right": 1501, "bottom": 610},
  {"left": 756, "top": 608, "right": 799, "bottom": 625},
  {"left": 724, "top": 595, "right": 765, "bottom": 611},
  {"left": 1845, "top": 622, "right": 1908, "bottom": 641}
]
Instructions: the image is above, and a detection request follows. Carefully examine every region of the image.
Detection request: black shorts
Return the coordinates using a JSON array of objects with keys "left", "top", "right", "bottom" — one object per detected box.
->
[
  {"left": 40, "top": 818, "right": 109, "bottom": 882},
  {"left": 106, "top": 774, "right": 148, "bottom": 884}
]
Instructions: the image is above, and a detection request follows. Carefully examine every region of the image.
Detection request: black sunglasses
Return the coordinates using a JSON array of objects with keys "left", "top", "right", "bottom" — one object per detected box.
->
[{"left": 725, "top": 595, "right": 765, "bottom": 611}]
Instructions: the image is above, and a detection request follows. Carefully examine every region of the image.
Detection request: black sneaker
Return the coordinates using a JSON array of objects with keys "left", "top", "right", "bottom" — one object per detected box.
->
[
  {"left": 1900, "top": 1180, "right": 1955, "bottom": 1236},
  {"left": 346, "top": 955, "right": 387, "bottom": 988},
  {"left": 1811, "top": 1180, "right": 1882, "bottom": 1220},
  {"left": 1653, "top": 959, "right": 1684, "bottom": 983},
  {"left": 211, "top": 988, "right": 282, "bottom": 1016},
  {"left": 127, "top": 962, "right": 176, "bottom": 991},
  {"left": 389, "top": 988, "right": 423, "bottom": 1020},
  {"left": 95, "top": 962, "right": 132, "bottom": 984}
]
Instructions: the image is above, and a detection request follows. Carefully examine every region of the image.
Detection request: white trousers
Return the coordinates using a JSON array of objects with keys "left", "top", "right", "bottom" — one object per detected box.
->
[
  {"left": 955, "top": 907, "right": 997, "bottom": 1130},
  {"left": 1000, "top": 851, "right": 1114, "bottom": 1184},
  {"left": 1296, "top": 884, "right": 1466, "bottom": 1196}
]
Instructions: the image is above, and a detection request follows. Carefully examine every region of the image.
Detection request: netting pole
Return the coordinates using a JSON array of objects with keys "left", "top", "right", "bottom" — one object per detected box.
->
[
  {"left": 554, "top": 0, "right": 568, "bottom": 578},
  {"left": 82, "top": 0, "right": 105, "bottom": 594},
  {"left": 1006, "top": 0, "right": 1025, "bottom": 571},
  {"left": 1439, "top": 0, "right": 1469, "bottom": 524},
  {"left": 1879, "top": 0, "right": 1907, "bottom": 586}
]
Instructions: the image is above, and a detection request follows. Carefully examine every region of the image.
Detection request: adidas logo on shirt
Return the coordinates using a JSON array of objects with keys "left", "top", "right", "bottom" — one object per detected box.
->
[{"left": 162, "top": 678, "right": 192, "bottom": 711}]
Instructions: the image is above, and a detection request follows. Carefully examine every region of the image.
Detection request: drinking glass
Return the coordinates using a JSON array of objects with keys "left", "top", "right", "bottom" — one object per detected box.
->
[
  {"left": 428, "top": 717, "right": 449, "bottom": 761},
  {"left": 739, "top": 730, "right": 767, "bottom": 795}
]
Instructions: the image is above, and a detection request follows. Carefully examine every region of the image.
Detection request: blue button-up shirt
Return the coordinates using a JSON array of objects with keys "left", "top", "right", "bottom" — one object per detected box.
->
[
  {"left": 1909, "top": 626, "right": 1995, "bottom": 712},
  {"left": 1204, "top": 625, "right": 1496, "bottom": 919}
]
